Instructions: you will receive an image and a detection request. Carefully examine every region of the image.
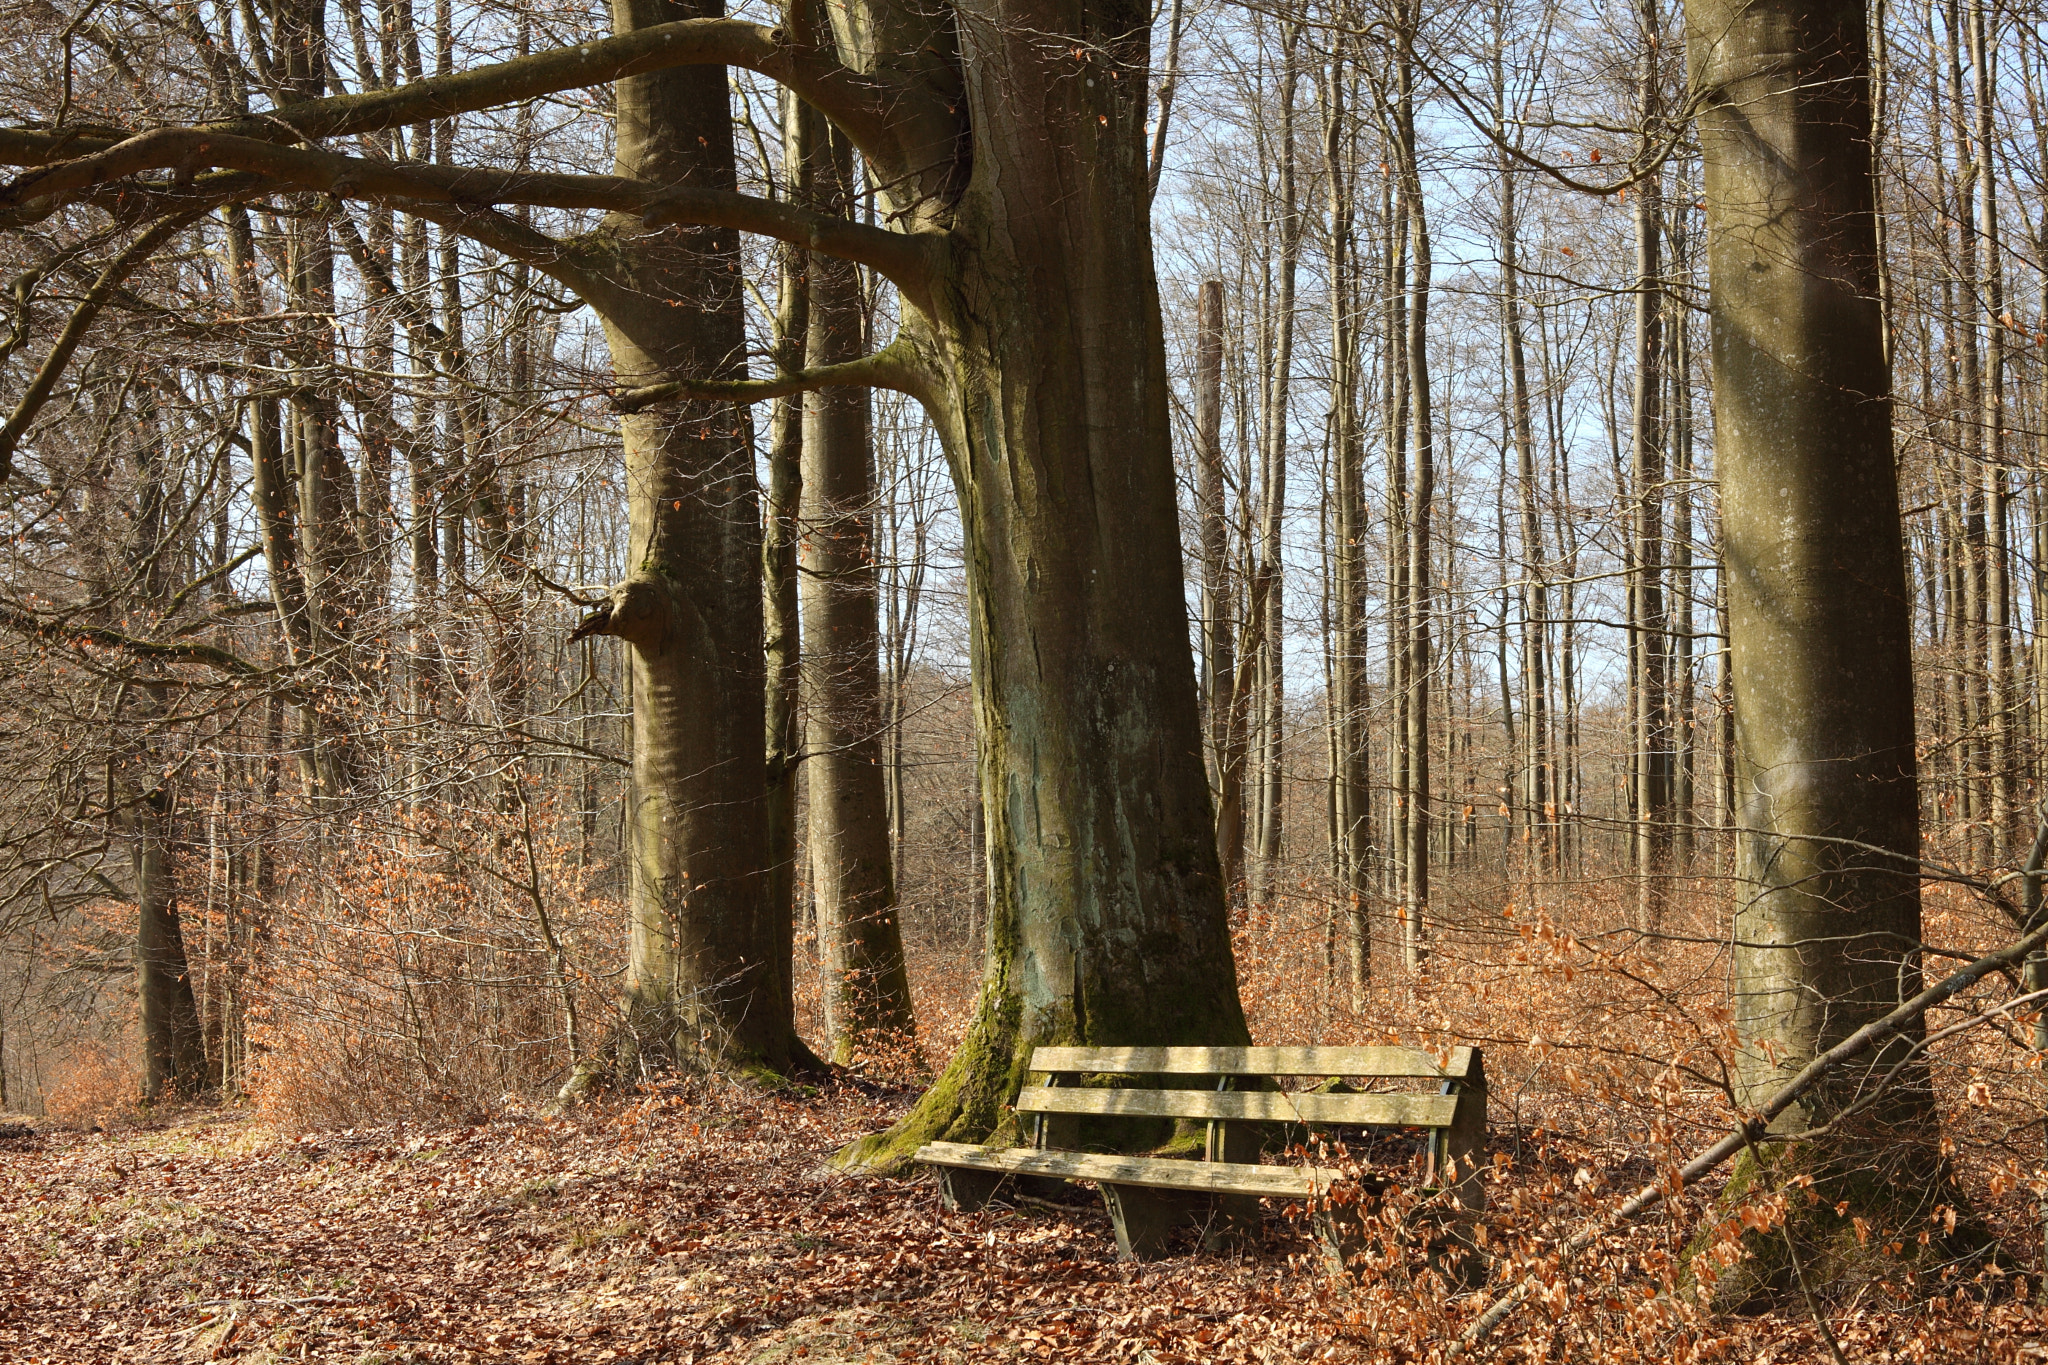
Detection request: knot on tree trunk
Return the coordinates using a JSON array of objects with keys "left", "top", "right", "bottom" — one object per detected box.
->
[{"left": 568, "top": 573, "right": 687, "bottom": 654}]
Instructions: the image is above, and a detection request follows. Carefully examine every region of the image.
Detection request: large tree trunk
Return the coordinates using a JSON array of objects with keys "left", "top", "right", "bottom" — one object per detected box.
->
[
  {"left": 566, "top": 0, "right": 808, "bottom": 1080},
  {"left": 1689, "top": 0, "right": 1990, "bottom": 1302},
  {"left": 837, "top": 0, "right": 1249, "bottom": 1166},
  {"left": 801, "top": 115, "right": 916, "bottom": 1064}
]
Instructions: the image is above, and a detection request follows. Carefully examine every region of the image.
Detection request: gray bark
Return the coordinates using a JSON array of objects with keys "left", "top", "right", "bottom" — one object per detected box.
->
[
  {"left": 801, "top": 115, "right": 915, "bottom": 1062},
  {"left": 1690, "top": 0, "right": 1930, "bottom": 1131}
]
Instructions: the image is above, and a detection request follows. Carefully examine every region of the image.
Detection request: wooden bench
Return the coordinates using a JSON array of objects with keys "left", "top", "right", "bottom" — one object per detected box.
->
[{"left": 915, "top": 1045, "right": 1486, "bottom": 1264}]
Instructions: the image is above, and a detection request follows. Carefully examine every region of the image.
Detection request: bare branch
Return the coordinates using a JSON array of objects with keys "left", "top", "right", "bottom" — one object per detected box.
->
[
  {"left": 0, "top": 602, "right": 282, "bottom": 688},
  {"left": 611, "top": 338, "right": 927, "bottom": 411},
  {"left": 0, "top": 130, "right": 937, "bottom": 302},
  {"left": 0, "top": 200, "right": 225, "bottom": 482}
]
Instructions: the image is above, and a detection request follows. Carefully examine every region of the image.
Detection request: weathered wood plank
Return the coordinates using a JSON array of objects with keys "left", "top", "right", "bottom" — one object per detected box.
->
[
  {"left": 914, "top": 1142, "right": 1331, "bottom": 1198},
  {"left": 1028, "top": 1045, "right": 1474, "bottom": 1080},
  {"left": 1013, "top": 1085, "right": 1459, "bottom": 1129}
]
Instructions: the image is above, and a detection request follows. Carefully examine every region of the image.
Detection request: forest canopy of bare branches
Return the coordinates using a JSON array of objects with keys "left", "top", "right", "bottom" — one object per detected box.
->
[{"left": 4, "top": 0, "right": 2048, "bottom": 1358}]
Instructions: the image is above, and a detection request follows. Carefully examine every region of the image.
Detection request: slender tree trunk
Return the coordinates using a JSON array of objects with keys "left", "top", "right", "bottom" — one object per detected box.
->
[
  {"left": 761, "top": 87, "right": 810, "bottom": 1047},
  {"left": 1631, "top": 0, "right": 1670, "bottom": 930},
  {"left": 802, "top": 115, "right": 916, "bottom": 1063},
  {"left": 1669, "top": 198, "right": 1697, "bottom": 872},
  {"left": 1323, "top": 51, "right": 1371, "bottom": 1003},
  {"left": 1195, "top": 280, "right": 1243, "bottom": 898},
  {"left": 1253, "top": 19, "right": 1302, "bottom": 908},
  {"left": 1382, "top": 159, "right": 1411, "bottom": 911},
  {"left": 1970, "top": 0, "right": 2014, "bottom": 865},
  {"left": 1496, "top": 27, "right": 1550, "bottom": 872},
  {"left": 1396, "top": 17, "right": 1432, "bottom": 972}
]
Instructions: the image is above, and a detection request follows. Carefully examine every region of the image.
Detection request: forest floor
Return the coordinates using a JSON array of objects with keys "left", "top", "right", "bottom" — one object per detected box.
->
[{"left": 2, "top": 1079, "right": 2045, "bottom": 1365}]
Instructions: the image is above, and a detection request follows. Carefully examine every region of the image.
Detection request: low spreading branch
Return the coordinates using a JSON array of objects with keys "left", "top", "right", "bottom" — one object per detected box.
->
[
  {"left": 0, "top": 20, "right": 953, "bottom": 210},
  {"left": 0, "top": 131, "right": 936, "bottom": 301}
]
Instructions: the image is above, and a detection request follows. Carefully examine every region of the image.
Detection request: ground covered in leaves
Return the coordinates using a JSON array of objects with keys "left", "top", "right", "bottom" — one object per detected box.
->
[{"left": 2, "top": 1082, "right": 2044, "bottom": 1365}]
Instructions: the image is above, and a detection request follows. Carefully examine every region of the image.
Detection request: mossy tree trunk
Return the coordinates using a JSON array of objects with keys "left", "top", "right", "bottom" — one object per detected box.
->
[
  {"left": 1689, "top": 0, "right": 1989, "bottom": 1302},
  {"left": 833, "top": 0, "right": 1250, "bottom": 1166}
]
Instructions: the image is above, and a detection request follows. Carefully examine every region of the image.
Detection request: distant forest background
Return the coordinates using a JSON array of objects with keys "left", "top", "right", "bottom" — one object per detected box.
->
[{"left": 0, "top": 0, "right": 2042, "bottom": 1137}]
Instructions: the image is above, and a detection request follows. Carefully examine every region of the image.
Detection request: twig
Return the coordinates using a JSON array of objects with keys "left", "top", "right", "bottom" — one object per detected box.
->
[{"left": 1455, "top": 907, "right": 2048, "bottom": 1352}]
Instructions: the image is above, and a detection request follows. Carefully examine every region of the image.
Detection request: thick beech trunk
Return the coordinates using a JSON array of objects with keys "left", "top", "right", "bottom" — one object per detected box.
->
[
  {"left": 567, "top": 0, "right": 806, "bottom": 1079},
  {"left": 1690, "top": 0, "right": 1987, "bottom": 1301},
  {"left": 838, "top": 0, "right": 1248, "bottom": 1165}
]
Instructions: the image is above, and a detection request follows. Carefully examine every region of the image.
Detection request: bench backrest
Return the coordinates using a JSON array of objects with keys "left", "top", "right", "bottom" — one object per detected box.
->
[
  {"left": 1020, "top": 1045, "right": 1479, "bottom": 1130},
  {"left": 1029, "top": 1045, "right": 1477, "bottom": 1083}
]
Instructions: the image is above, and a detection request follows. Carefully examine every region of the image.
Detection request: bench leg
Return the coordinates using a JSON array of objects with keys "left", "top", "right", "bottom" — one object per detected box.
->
[
  {"left": 1316, "top": 1199, "right": 1489, "bottom": 1289},
  {"left": 1417, "top": 1209, "right": 1491, "bottom": 1291},
  {"left": 936, "top": 1166, "right": 1005, "bottom": 1213},
  {"left": 1202, "top": 1193, "right": 1262, "bottom": 1253},
  {"left": 1313, "top": 1199, "right": 1378, "bottom": 1278},
  {"left": 1099, "top": 1183, "right": 1203, "bottom": 1260}
]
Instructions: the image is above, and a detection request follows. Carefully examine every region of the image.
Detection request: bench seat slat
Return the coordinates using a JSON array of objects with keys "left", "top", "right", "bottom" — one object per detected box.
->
[
  {"left": 1014, "top": 1085, "right": 1458, "bottom": 1128},
  {"left": 914, "top": 1141, "right": 1333, "bottom": 1198},
  {"left": 1029, "top": 1045, "right": 1473, "bottom": 1080}
]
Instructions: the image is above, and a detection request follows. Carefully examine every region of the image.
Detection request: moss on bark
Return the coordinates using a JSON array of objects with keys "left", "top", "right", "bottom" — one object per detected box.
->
[{"left": 1688, "top": 1134, "right": 2001, "bottom": 1312}]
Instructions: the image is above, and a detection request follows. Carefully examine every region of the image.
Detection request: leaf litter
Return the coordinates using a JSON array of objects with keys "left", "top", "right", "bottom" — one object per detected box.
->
[{"left": 1, "top": 1076, "right": 2042, "bottom": 1364}]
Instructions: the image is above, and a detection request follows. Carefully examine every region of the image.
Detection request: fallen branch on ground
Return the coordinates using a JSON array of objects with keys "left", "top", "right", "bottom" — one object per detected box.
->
[{"left": 1456, "top": 910, "right": 2048, "bottom": 1352}]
